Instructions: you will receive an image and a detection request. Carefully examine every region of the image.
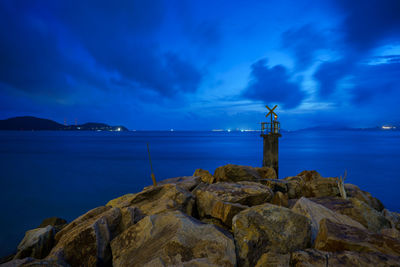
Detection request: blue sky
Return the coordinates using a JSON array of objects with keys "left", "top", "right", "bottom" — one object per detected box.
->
[{"left": 0, "top": 0, "right": 400, "bottom": 130}]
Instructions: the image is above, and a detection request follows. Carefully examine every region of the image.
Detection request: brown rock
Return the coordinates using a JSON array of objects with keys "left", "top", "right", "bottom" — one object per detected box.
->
[
  {"left": 257, "top": 178, "right": 288, "bottom": 193},
  {"left": 118, "top": 206, "right": 145, "bottom": 233},
  {"left": 13, "top": 225, "right": 55, "bottom": 260},
  {"left": 383, "top": 209, "right": 400, "bottom": 230},
  {"left": 193, "top": 169, "right": 214, "bottom": 184},
  {"left": 381, "top": 228, "right": 400, "bottom": 240},
  {"left": 297, "top": 170, "right": 322, "bottom": 182},
  {"left": 48, "top": 206, "right": 121, "bottom": 267},
  {"left": 292, "top": 197, "right": 365, "bottom": 242},
  {"left": 0, "top": 257, "right": 35, "bottom": 267},
  {"left": 290, "top": 249, "right": 328, "bottom": 267},
  {"left": 309, "top": 197, "right": 390, "bottom": 232},
  {"left": 38, "top": 217, "right": 67, "bottom": 233},
  {"left": 271, "top": 191, "right": 289, "bottom": 207},
  {"left": 106, "top": 184, "right": 195, "bottom": 216},
  {"left": 213, "top": 164, "right": 262, "bottom": 182},
  {"left": 194, "top": 182, "right": 273, "bottom": 227},
  {"left": 232, "top": 203, "right": 311, "bottom": 267},
  {"left": 110, "top": 210, "right": 236, "bottom": 267},
  {"left": 255, "top": 252, "right": 290, "bottom": 267},
  {"left": 345, "top": 184, "right": 384, "bottom": 211},
  {"left": 284, "top": 176, "right": 308, "bottom": 199},
  {"left": 308, "top": 177, "right": 340, "bottom": 198},
  {"left": 315, "top": 218, "right": 400, "bottom": 256},
  {"left": 146, "top": 176, "right": 201, "bottom": 191}
]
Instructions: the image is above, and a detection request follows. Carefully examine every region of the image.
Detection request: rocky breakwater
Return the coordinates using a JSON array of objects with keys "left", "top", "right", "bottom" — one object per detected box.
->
[{"left": 2, "top": 164, "right": 400, "bottom": 266}]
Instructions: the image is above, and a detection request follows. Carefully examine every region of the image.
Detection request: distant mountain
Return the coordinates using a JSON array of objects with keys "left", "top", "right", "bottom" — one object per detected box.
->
[{"left": 0, "top": 116, "right": 129, "bottom": 131}]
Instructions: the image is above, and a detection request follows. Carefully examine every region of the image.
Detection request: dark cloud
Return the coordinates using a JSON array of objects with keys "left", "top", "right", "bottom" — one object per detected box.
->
[
  {"left": 281, "top": 24, "right": 328, "bottom": 70},
  {"left": 334, "top": 0, "right": 400, "bottom": 51},
  {"left": 0, "top": 0, "right": 203, "bottom": 100},
  {"left": 242, "top": 59, "right": 305, "bottom": 109}
]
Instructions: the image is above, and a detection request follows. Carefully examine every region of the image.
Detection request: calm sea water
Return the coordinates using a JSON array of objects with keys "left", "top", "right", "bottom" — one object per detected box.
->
[{"left": 0, "top": 130, "right": 399, "bottom": 256}]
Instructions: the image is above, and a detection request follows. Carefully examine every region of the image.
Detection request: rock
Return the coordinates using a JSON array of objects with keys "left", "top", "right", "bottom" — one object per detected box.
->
[
  {"left": 315, "top": 218, "right": 400, "bottom": 256},
  {"left": 290, "top": 249, "right": 328, "bottom": 267},
  {"left": 290, "top": 249, "right": 400, "bottom": 267},
  {"left": 254, "top": 166, "right": 277, "bottom": 179},
  {"left": 292, "top": 197, "right": 365, "bottom": 242},
  {"left": 194, "top": 182, "right": 273, "bottom": 227},
  {"left": 255, "top": 252, "right": 290, "bottom": 267},
  {"left": 19, "top": 258, "right": 70, "bottom": 267},
  {"left": 193, "top": 169, "right": 214, "bottom": 184},
  {"left": 232, "top": 203, "right": 311, "bottom": 267},
  {"left": 110, "top": 210, "right": 236, "bottom": 267},
  {"left": 383, "top": 209, "right": 400, "bottom": 230},
  {"left": 147, "top": 176, "right": 201, "bottom": 191},
  {"left": 106, "top": 184, "right": 195, "bottom": 216},
  {"left": 213, "top": 164, "right": 262, "bottom": 182},
  {"left": 328, "top": 251, "right": 400, "bottom": 266},
  {"left": 309, "top": 197, "right": 391, "bottom": 232},
  {"left": 257, "top": 178, "right": 288, "bottom": 193},
  {"left": 270, "top": 191, "right": 289, "bottom": 207},
  {"left": 14, "top": 225, "right": 55, "bottom": 259},
  {"left": 48, "top": 206, "right": 121, "bottom": 267},
  {"left": 118, "top": 206, "right": 145, "bottom": 233},
  {"left": 345, "top": 183, "right": 384, "bottom": 211},
  {"left": 0, "top": 257, "right": 35, "bottom": 267},
  {"left": 39, "top": 217, "right": 67, "bottom": 228},
  {"left": 297, "top": 170, "right": 322, "bottom": 182},
  {"left": 284, "top": 174, "right": 340, "bottom": 199},
  {"left": 381, "top": 228, "right": 400, "bottom": 240},
  {"left": 284, "top": 176, "right": 308, "bottom": 199},
  {"left": 308, "top": 177, "right": 340, "bottom": 198}
]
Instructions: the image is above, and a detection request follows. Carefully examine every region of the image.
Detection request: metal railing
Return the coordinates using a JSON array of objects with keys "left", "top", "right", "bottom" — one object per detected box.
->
[{"left": 261, "top": 121, "right": 280, "bottom": 135}]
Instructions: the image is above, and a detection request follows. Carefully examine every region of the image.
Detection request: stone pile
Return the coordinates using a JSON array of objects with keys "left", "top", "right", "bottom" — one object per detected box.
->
[{"left": 2, "top": 164, "right": 400, "bottom": 267}]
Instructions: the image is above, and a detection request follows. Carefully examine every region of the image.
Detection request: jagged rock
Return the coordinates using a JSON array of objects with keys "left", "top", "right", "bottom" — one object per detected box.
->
[
  {"left": 257, "top": 178, "right": 288, "bottom": 193},
  {"left": 110, "top": 210, "right": 236, "bottom": 267},
  {"left": 193, "top": 169, "right": 214, "bottom": 184},
  {"left": 213, "top": 164, "right": 262, "bottom": 182},
  {"left": 381, "top": 228, "right": 400, "bottom": 240},
  {"left": 292, "top": 197, "right": 365, "bottom": 242},
  {"left": 383, "top": 209, "right": 400, "bottom": 230},
  {"left": 255, "top": 252, "right": 290, "bottom": 267},
  {"left": 118, "top": 206, "right": 145, "bottom": 233},
  {"left": 194, "top": 182, "right": 273, "bottom": 227},
  {"left": 284, "top": 176, "right": 309, "bottom": 199},
  {"left": 232, "top": 203, "right": 311, "bottom": 267},
  {"left": 308, "top": 177, "right": 340, "bottom": 198},
  {"left": 290, "top": 249, "right": 400, "bottom": 267},
  {"left": 106, "top": 184, "right": 195, "bottom": 216},
  {"left": 39, "top": 217, "right": 67, "bottom": 233},
  {"left": 13, "top": 225, "right": 55, "bottom": 260},
  {"left": 48, "top": 206, "right": 121, "bottom": 267},
  {"left": 315, "top": 218, "right": 400, "bottom": 256},
  {"left": 270, "top": 191, "right": 289, "bottom": 207},
  {"left": 309, "top": 197, "right": 391, "bottom": 232},
  {"left": 290, "top": 249, "right": 328, "bottom": 267},
  {"left": 254, "top": 166, "right": 277, "bottom": 179},
  {"left": 345, "top": 183, "right": 384, "bottom": 211},
  {"left": 298, "top": 170, "right": 323, "bottom": 181},
  {"left": 146, "top": 176, "right": 201, "bottom": 191}
]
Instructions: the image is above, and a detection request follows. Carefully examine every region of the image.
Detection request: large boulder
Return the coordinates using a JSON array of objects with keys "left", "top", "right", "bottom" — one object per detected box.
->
[
  {"left": 270, "top": 191, "right": 289, "bottom": 207},
  {"left": 13, "top": 225, "right": 55, "bottom": 259},
  {"left": 290, "top": 249, "right": 328, "bottom": 267},
  {"left": 48, "top": 206, "right": 121, "bottom": 267},
  {"left": 106, "top": 184, "right": 195, "bottom": 216},
  {"left": 194, "top": 182, "right": 273, "bottom": 227},
  {"left": 144, "top": 176, "right": 201, "bottom": 191},
  {"left": 254, "top": 166, "right": 277, "bottom": 179},
  {"left": 255, "top": 252, "right": 290, "bottom": 267},
  {"left": 310, "top": 197, "right": 391, "bottom": 232},
  {"left": 315, "top": 218, "right": 400, "bottom": 256},
  {"left": 232, "top": 203, "right": 311, "bottom": 267},
  {"left": 292, "top": 197, "right": 365, "bottom": 242},
  {"left": 213, "top": 164, "right": 264, "bottom": 182},
  {"left": 345, "top": 184, "right": 384, "bottom": 211},
  {"left": 110, "top": 210, "right": 236, "bottom": 267},
  {"left": 193, "top": 169, "right": 214, "bottom": 184},
  {"left": 383, "top": 209, "right": 400, "bottom": 230},
  {"left": 257, "top": 178, "right": 288, "bottom": 193},
  {"left": 381, "top": 228, "right": 400, "bottom": 240}
]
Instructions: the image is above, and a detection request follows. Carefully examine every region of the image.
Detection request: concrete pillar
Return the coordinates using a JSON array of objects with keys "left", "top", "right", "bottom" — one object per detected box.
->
[{"left": 262, "top": 133, "right": 280, "bottom": 178}]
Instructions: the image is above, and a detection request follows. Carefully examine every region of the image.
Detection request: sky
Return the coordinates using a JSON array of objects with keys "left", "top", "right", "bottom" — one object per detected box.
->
[{"left": 0, "top": 0, "right": 400, "bottom": 130}]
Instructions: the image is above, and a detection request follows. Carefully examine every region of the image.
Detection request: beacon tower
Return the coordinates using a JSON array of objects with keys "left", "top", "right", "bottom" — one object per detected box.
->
[{"left": 261, "top": 105, "right": 281, "bottom": 177}]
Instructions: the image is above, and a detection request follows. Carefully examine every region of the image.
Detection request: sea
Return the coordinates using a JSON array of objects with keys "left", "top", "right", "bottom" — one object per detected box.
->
[{"left": 0, "top": 130, "right": 399, "bottom": 257}]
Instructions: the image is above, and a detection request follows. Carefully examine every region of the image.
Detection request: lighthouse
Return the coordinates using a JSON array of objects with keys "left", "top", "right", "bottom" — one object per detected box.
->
[{"left": 261, "top": 105, "right": 281, "bottom": 177}]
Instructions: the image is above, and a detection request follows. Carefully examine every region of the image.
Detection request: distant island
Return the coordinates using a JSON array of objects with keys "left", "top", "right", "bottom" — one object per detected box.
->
[{"left": 0, "top": 116, "right": 129, "bottom": 131}]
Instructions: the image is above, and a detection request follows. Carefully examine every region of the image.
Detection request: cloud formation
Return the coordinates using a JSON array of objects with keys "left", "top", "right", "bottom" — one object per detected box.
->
[{"left": 242, "top": 59, "right": 305, "bottom": 109}]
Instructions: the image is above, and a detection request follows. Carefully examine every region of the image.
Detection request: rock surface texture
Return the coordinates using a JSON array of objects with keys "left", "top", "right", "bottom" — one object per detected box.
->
[
  {"left": 110, "top": 210, "right": 236, "bottom": 267},
  {"left": 3, "top": 166, "right": 400, "bottom": 267}
]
